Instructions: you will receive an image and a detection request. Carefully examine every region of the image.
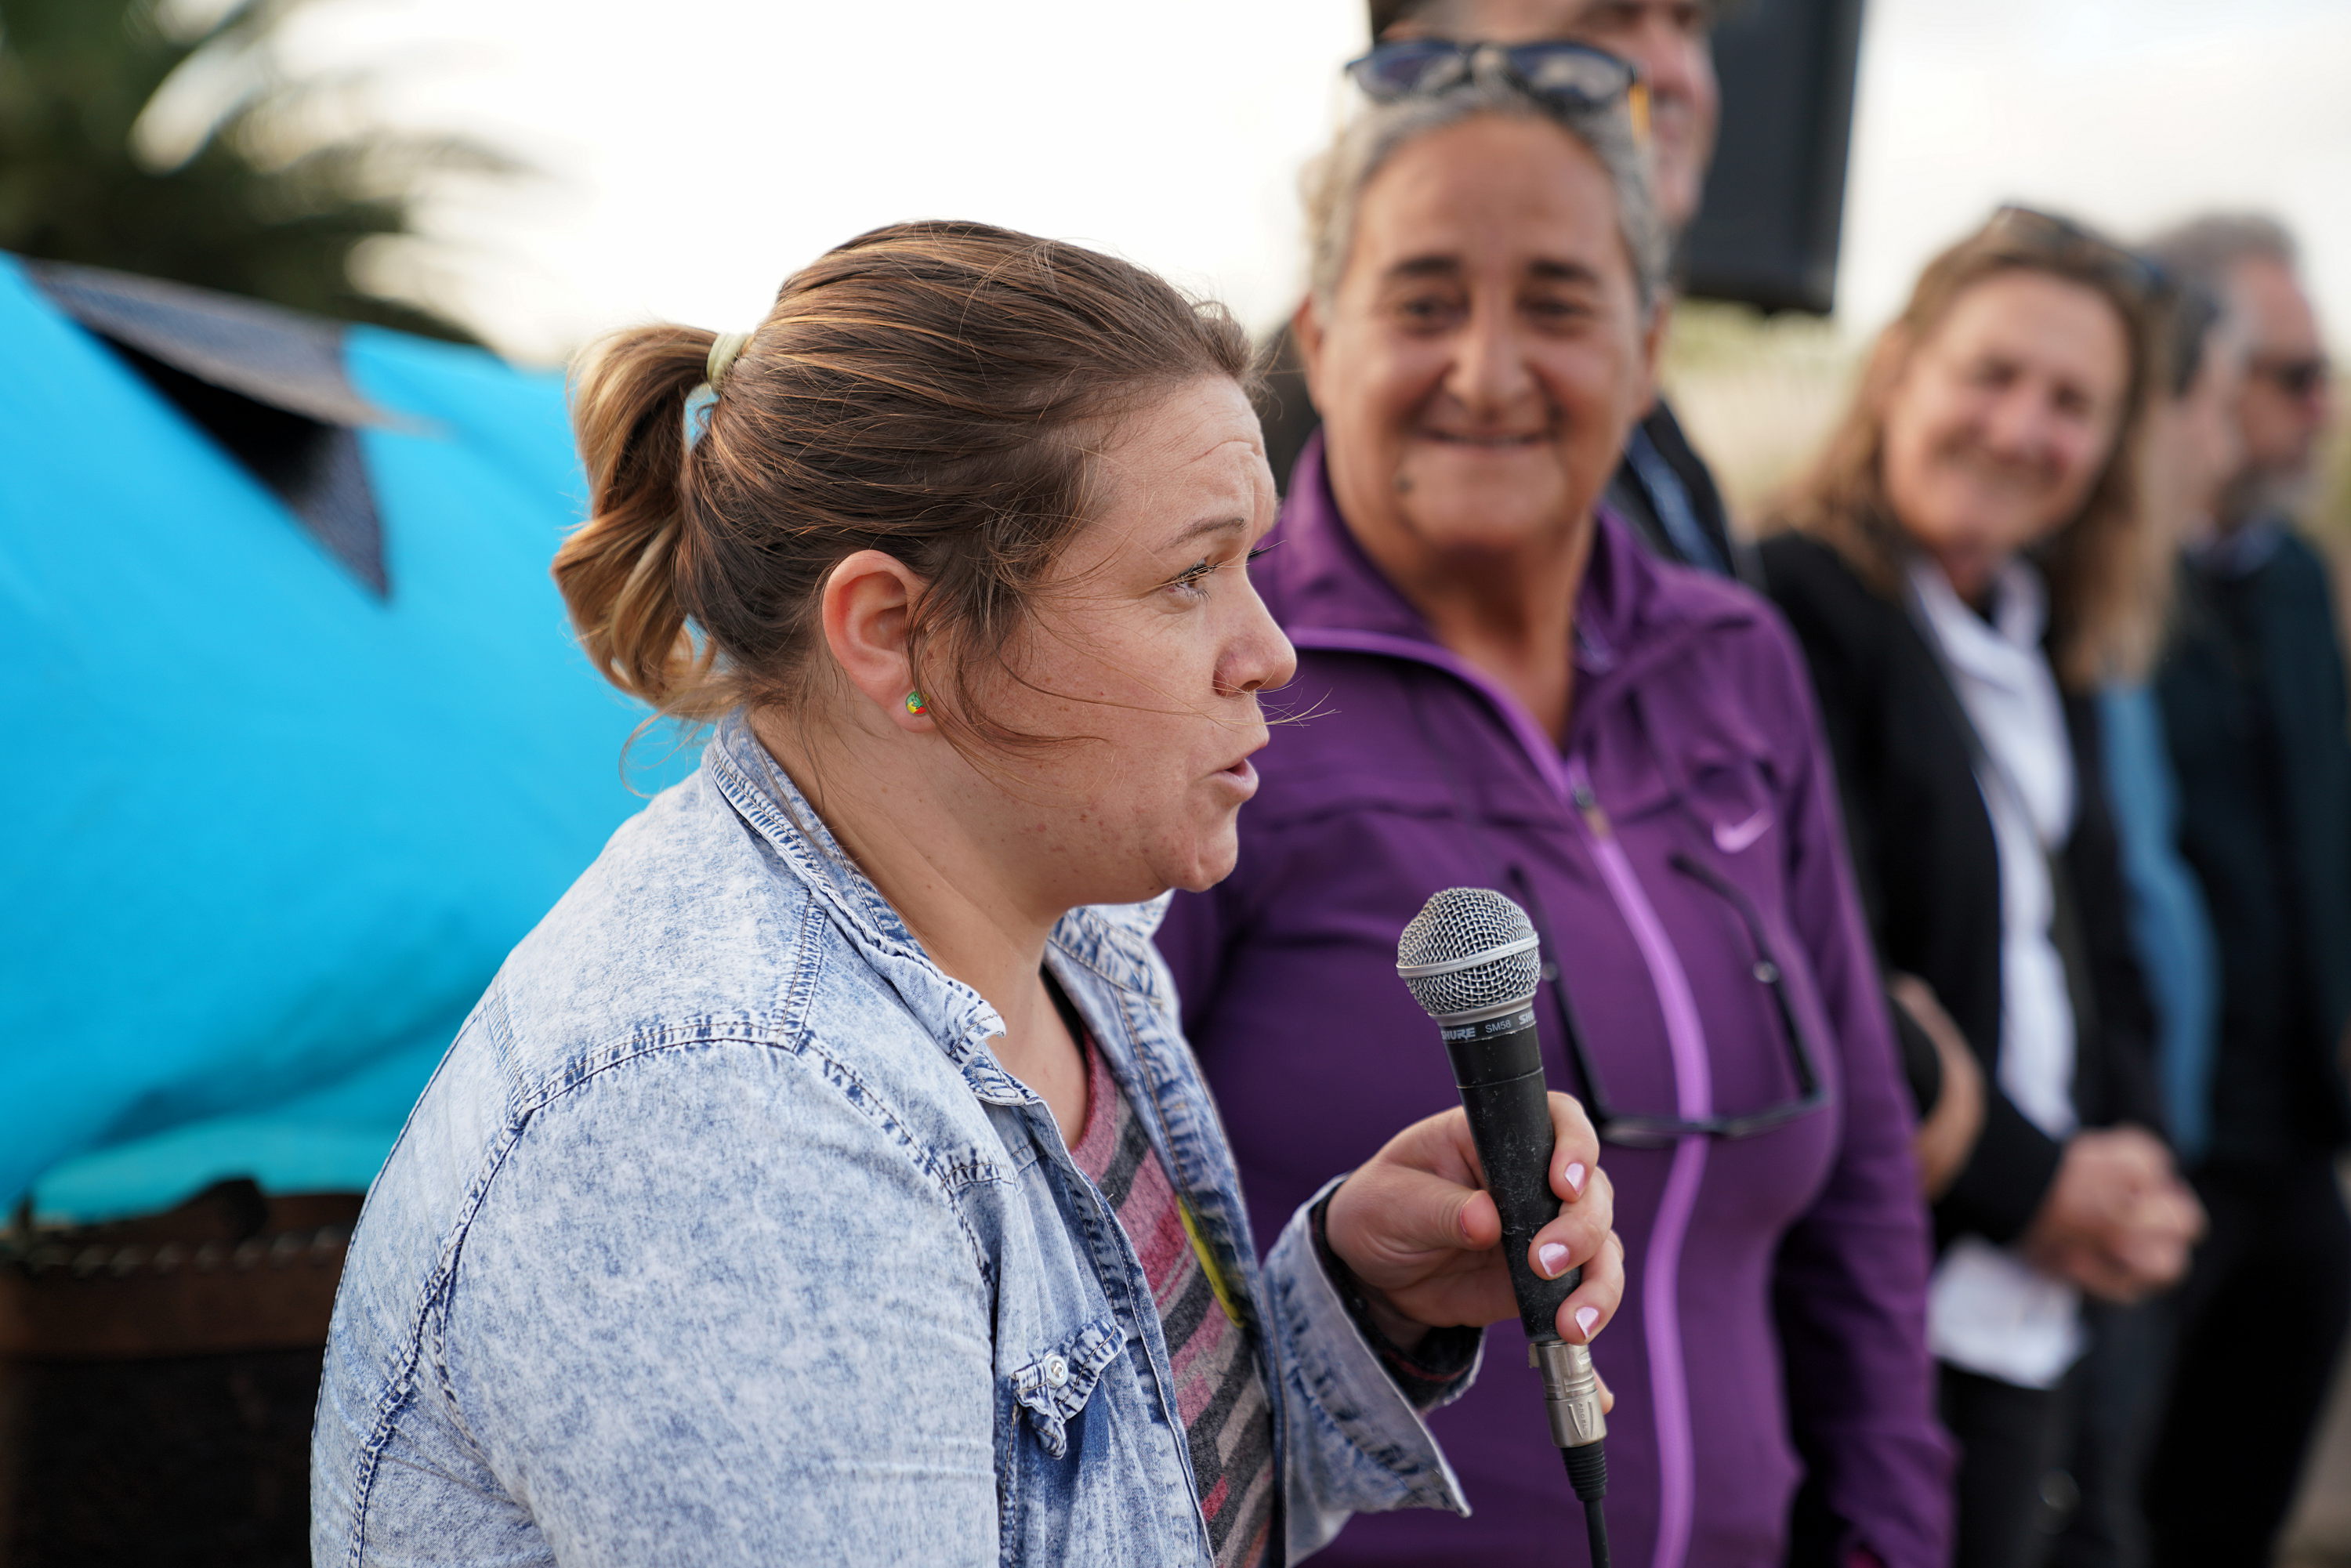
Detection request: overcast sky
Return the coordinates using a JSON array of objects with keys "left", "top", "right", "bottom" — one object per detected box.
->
[{"left": 281, "top": 0, "right": 2351, "bottom": 364}]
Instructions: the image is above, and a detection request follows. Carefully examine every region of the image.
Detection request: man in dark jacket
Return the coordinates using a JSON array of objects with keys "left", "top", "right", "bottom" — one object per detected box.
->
[
  {"left": 2141, "top": 214, "right": 2351, "bottom": 1568},
  {"left": 1259, "top": 0, "right": 1748, "bottom": 581}
]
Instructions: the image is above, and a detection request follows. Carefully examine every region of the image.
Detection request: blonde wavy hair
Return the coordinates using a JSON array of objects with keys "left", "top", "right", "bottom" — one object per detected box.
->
[{"left": 1766, "top": 208, "right": 2175, "bottom": 688}]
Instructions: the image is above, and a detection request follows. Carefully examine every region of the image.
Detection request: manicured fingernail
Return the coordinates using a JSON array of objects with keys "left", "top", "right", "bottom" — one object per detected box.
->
[
  {"left": 1563, "top": 1161, "right": 1588, "bottom": 1197},
  {"left": 1575, "top": 1306, "right": 1600, "bottom": 1341},
  {"left": 1538, "top": 1242, "right": 1571, "bottom": 1278}
]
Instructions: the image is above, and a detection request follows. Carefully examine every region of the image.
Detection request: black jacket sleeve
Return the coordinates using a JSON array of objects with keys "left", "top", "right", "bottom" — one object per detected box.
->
[{"left": 1940, "top": 1092, "right": 2067, "bottom": 1246}]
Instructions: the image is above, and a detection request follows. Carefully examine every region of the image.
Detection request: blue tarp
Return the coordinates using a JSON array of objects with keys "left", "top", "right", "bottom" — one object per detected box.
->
[{"left": 0, "top": 256, "right": 693, "bottom": 1220}]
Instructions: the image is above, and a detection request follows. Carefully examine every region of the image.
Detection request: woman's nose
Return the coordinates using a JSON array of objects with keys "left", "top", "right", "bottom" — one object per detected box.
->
[
  {"left": 1446, "top": 307, "right": 1538, "bottom": 415},
  {"left": 1979, "top": 386, "right": 2058, "bottom": 462},
  {"left": 1223, "top": 590, "right": 1297, "bottom": 697}
]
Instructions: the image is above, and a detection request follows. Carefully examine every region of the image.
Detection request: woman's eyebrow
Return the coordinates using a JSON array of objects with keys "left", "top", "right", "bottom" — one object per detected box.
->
[
  {"left": 1386, "top": 255, "right": 1461, "bottom": 284},
  {"left": 1528, "top": 258, "right": 1605, "bottom": 288},
  {"left": 1161, "top": 516, "right": 1247, "bottom": 552}
]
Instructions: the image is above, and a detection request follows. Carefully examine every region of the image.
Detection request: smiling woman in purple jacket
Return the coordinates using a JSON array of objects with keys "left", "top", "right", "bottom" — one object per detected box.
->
[{"left": 1156, "top": 70, "right": 1950, "bottom": 1568}]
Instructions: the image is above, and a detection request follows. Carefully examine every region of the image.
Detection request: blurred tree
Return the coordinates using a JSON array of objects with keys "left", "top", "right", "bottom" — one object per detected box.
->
[{"left": 0, "top": 0, "right": 513, "bottom": 342}]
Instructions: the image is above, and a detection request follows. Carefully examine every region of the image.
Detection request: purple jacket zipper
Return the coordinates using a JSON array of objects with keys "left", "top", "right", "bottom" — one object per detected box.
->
[
  {"left": 1566, "top": 757, "right": 1712, "bottom": 1568},
  {"left": 1289, "top": 627, "right": 1712, "bottom": 1568}
]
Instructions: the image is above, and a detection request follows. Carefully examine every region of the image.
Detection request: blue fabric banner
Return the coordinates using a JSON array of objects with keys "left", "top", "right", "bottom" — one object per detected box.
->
[{"left": 0, "top": 259, "right": 696, "bottom": 1220}]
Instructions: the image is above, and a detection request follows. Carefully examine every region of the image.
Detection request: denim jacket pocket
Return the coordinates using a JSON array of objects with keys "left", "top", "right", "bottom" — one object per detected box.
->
[{"left": 1010, "top": 1313, "right": 1125, "bottom": 1461}]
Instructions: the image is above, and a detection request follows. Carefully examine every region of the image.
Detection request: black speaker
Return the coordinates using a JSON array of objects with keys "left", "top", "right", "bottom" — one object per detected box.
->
[{"left": 1680, "top": 0, "right": 1867, "bottom": 316}]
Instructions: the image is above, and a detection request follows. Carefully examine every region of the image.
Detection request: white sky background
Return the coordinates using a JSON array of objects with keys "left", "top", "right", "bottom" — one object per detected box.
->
[{"left": 277, "top": 0, "right": 2351, "bottom": 366}]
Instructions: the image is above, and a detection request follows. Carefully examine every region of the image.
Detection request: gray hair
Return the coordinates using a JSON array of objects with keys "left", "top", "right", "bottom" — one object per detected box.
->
[
  {"left": 1302, "top": 77, "right": 1670, "bottom": 317},
  {"left": 2144, "top": 212, "right": 2300, "bottom": 298}
]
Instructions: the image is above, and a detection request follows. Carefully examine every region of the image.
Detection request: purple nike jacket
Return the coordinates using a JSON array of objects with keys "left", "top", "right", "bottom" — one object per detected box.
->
[{"left": 1157, "top": 439, "right": 1951, "bottom": 1568}]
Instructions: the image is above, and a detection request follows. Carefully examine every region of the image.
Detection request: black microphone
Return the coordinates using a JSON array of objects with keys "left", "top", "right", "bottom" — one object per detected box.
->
[{"left": 1397, "top": 886, "right": 1610, "bottom": 1566}]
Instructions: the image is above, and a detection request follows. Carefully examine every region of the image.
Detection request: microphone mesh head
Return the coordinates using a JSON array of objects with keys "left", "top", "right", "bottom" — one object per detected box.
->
[{"left": 1396, "top": 887, "right": 1543, "bottom": 1020}]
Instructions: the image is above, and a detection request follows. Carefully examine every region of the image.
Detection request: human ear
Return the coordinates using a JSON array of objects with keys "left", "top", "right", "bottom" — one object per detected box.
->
[
  {"left": 1292, "top": 297, "right": 1331, "bottom": 420},
  {"left": 1634, "top": 294, "right": 1672, "bottom": 417},
  {"left": 819, "top": 549, "right": 934, "bottom": 731}
]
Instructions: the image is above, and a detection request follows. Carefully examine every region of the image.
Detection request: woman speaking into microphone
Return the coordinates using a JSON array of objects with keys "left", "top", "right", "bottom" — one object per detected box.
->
[{"left": 310, "top": 221, "right": 1620, "bottom": 1567}]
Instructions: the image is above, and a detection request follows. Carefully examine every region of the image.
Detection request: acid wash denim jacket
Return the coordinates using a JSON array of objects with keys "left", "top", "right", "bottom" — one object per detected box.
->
[{"left": 312, "top": 714, "right": 1476, "bottom": 1567}]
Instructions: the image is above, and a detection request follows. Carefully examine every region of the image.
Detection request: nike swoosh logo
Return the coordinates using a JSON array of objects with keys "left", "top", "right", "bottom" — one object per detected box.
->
[{"left": 1714, "top": 809, "right": 1771, "bottom": 854}]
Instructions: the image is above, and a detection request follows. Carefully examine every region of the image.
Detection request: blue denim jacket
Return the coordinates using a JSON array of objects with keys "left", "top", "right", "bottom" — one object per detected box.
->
[{"left": 312, "top": 715, "right": 1474, "bottom": 1566}]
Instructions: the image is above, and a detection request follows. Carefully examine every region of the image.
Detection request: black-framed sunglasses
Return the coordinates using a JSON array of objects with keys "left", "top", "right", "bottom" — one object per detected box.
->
[
  {"left": 1986, "top": 204, "right": 2168, "bottom": 300},
  {"left": 1345, "top": 38, "right": 1642, "bottom": 115},
  {"left": 2249, "top": 354, "right": 2332, "bottom": 400},
  {"left": 1511, "top": 856, "right": 1830, "bottom": 1148}
]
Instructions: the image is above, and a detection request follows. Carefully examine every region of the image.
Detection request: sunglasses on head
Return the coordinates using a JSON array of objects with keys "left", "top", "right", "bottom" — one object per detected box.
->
[
  {"left": 1985, "top": 204, "right": 2168, "bottom": 300},
  {"left": 1345, "top": 38, "right": 1645, "bottom": 121}
]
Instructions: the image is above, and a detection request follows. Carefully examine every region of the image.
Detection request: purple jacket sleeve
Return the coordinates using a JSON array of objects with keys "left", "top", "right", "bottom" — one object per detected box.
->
[{"left": 1763, "top": 628, "right": 1954, "bottom": 1568}]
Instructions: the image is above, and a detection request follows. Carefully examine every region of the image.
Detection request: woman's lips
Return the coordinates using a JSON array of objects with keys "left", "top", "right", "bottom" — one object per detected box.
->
[
  {"left": 1420, "top": 429, "right": 1545, "bottom": 447},
  {"left": 1214, "top": 755, "right": 1260, "bottom": 795}
]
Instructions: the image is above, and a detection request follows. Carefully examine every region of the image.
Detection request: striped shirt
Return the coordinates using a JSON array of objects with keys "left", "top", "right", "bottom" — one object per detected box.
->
[{"left": 1069, "top": 1035, "right": 1276, "bottom": 1567}]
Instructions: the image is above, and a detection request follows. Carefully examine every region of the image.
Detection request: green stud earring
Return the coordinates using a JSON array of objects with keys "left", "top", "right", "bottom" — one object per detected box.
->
[{"left": 904, "top": 690, "right": 929, "bottom": 717}]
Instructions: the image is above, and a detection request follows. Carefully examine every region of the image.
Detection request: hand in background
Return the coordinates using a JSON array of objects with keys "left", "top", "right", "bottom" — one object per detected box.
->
[
  {"left": 1890, "top": 974, "right": 1983, "bottom": 1200},
  {"left": 2106, "top": 1174, "right": 2204, "bottom": 1290},
  {"left": 2023, "top": 1124, "right": 2205, "bottom": 1302}
]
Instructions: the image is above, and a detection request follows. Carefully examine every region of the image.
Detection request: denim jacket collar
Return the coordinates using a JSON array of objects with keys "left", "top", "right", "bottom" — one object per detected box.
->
[{"left": 701, "top": 712, "right": 1172, "bottom": 1106}]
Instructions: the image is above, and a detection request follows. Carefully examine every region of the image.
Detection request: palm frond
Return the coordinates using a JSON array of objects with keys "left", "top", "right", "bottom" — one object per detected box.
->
[{"left": 0, "top": 0, "right": 518, "bottom": 342}]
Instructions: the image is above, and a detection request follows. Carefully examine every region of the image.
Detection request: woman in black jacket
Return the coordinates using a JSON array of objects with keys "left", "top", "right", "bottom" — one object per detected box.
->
[{"left": 1759, "top": 208, "right": 2205, "bottom": 1568}]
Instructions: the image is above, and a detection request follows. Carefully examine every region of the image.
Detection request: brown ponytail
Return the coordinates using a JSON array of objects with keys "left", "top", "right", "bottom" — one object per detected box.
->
[
  {"left": 557, "top": 325, "right": 724, "bottom": 715},
  {"left": 553, "top": 220, "right": 1255, "bottom": 744}
]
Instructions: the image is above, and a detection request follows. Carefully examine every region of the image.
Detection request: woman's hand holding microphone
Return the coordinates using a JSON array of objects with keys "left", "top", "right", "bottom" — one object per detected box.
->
[{"left": 1324, "top": 1090, "right": 1621, "bottom": 1379}]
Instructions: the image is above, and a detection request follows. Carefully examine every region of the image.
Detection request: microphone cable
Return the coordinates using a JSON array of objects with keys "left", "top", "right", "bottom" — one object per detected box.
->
[
  {"left": 1566, "top": 1439, "right": 1610, "bottom": 1567},
  {"left": 1533, "top": 1333, "right": 1610, "bottom": 1566}
]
